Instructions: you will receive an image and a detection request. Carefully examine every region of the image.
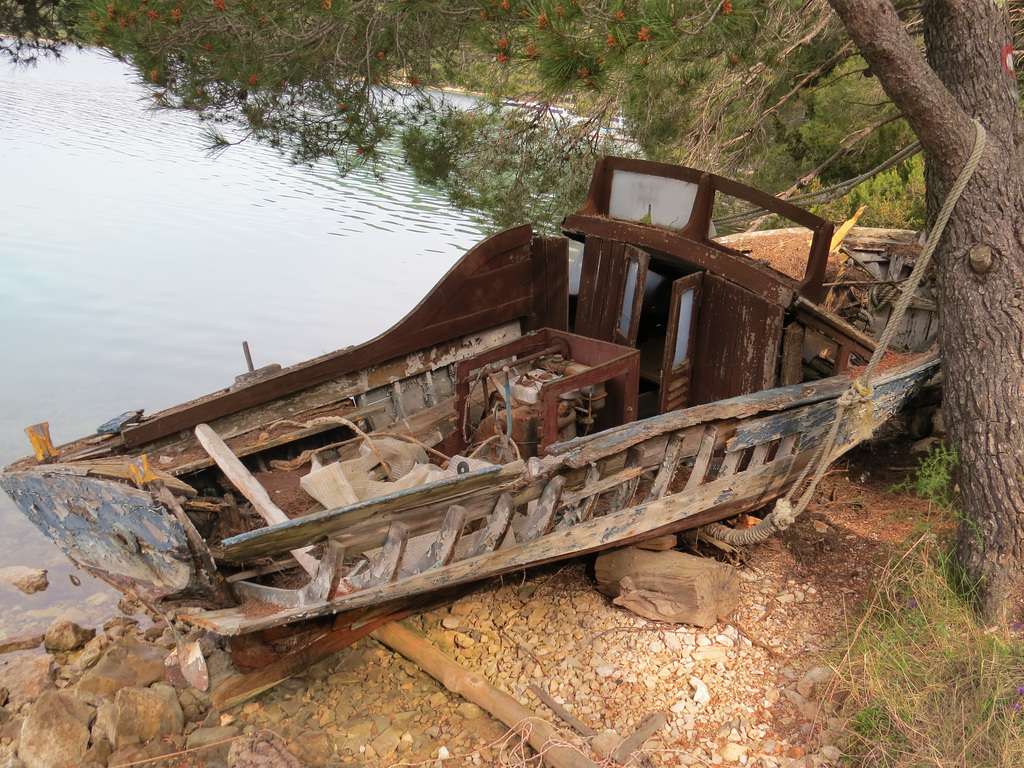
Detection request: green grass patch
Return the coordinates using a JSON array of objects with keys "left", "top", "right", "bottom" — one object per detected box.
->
[
  {"left": 892, "top": 443, "right": 960, "bottom": 514},
  {"left": 834, "top": 537, "right": 1024, "bottom": 767}
]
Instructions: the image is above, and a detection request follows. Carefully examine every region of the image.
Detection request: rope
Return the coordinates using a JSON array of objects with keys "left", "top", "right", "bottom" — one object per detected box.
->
[{"left": 706, "top": 119, "right": 987, "bottom": 547}]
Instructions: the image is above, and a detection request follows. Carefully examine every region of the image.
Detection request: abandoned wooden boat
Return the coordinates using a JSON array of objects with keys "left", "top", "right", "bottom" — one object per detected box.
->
[{"left": 2, "top": 157, "right": 937, "bottom": 639}]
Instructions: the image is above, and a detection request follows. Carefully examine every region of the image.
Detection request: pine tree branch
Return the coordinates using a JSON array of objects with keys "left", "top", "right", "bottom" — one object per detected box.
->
[{"left": 826, "top": 0, "right": 974, "bottom": 176}]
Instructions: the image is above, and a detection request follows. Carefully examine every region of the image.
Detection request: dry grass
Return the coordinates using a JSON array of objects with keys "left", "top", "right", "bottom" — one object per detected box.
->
[{"left": 833, "top": 537, "right": 1024, "bottom": 767}]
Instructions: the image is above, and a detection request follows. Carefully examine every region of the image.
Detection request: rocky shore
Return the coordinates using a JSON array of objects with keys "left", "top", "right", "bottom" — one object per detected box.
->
[{"left": 0, "top": 445, "right": 926, "bottom": 768}]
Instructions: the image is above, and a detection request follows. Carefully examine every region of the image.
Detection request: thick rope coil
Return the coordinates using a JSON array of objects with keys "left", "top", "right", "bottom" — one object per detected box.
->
[{"left": 704, "top": 119, "right": 987, "bottom": 548}]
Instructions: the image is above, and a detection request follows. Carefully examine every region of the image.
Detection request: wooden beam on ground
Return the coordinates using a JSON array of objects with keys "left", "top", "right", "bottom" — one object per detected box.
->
[{"left": 371, "top": 621, "right": 600, "bottom": 768}]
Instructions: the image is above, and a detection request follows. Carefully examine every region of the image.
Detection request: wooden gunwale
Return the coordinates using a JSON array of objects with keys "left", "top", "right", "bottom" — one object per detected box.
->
[{"left": 547, "top": 352, "right": 937, "bottom": 469}]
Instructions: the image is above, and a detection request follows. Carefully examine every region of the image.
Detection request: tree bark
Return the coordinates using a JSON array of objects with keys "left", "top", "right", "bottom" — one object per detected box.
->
[{"left": 828, "top": 0, "right": 1024, "bottom": 620}]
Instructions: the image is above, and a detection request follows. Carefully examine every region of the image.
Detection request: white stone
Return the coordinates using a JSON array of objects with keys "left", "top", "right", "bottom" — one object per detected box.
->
[
  {"left": 689, "top": 677, "right": 711, "bottom": 708},
  {"left": 720, "top": 742, "right": 748, "bottom": 762}
]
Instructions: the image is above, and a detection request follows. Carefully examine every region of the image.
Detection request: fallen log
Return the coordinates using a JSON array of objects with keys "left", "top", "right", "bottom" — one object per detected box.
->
[
  {"left": 595, "top": 547, "right": 738, "bottom": 628},
  {"left": 371, "top": 621, "right": 600, "bottom": 768}
]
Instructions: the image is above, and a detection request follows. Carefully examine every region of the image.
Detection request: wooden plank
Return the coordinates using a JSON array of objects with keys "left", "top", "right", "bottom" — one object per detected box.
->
[
  {"left": 609, "top": 446, "right": 645, "bottom": 511},
  {"left": 726, "top": 397, "right": 840, "bottom": 452},
  {"left": 717, "top": 449, "right": 745, "bottom": 479},
  {"left": 529, "top": 235, "right": 570, "bottom": 332},
  {"left": 456, "top": 493, "right": 514, "bottom": 560},
  {"left": 335, "top": 523, "right": 408, "bottom": 594},
  {"left": 779, "top": 323, "right": 805, "bottom": 387},
  {"left": 559, "top": 465, "right": 644, "bottom": 506},
  {"left": 218, "top": 462, "right": 518, "bottom": 563},
  {"left": 690, "top": 274, "right": 783, "bottom": 406},
  {"left": 644, "top": 432, "right": 687, "bottom": 502},
  {"left": 746, "top": 441, "right": 773, "bottom": 471},
  {"left": 398, "top": 505, "right": 465, "bottom": 578},
  {"left": 574, "top": 236, "right": 606, "bottom": 338},
  {"left": 547, "top": 354, "right": 939, "bottom": 469},
  {"left": 194, "top": 423, "right": 319, "bottom": 576},
  {"left": 684, "top": 424, "right": 720, "bottom": 492},
  {"left": 558, "top": 463, "right": 601, "bottom": 527},
  {"left": 517, "top": 476, "right": 566, "bottom": 541},
  {"left": 231, "top": 542, "right": 345, "bottom": 609}
]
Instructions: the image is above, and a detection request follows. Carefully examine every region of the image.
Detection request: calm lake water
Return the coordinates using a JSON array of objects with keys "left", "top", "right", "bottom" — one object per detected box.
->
[{"left": 0, "top": 48, "right": 486, "bottom": 636}]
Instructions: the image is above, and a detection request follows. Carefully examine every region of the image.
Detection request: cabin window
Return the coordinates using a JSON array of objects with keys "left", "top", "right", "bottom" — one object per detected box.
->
[
  {"left": 672, "top": 287, "right": 696, "bottom": 366},
  {"left": 618, "top": 260, "right": 640, "bottom": 336},
  {"left": 608, "top": 170, "right": 699, "bottom": 231}
]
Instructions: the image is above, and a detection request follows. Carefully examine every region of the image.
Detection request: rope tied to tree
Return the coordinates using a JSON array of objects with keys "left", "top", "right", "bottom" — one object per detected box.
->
[{"left": 704, "top": 118, "right": 988, "bottom": 548}]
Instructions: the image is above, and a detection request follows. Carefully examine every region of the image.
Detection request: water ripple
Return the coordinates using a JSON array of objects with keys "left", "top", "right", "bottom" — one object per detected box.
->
[{"left": 0, "top": 48, "right": 490, "bottom": 632}]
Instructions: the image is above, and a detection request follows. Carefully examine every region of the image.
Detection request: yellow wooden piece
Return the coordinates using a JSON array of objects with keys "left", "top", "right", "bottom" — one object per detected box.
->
[
  {"left": 125, "top": 455, "right": 160, "bottom": 487},
  {"left": 829, "top": 204, "right": 867, "bottom": 255},
  {"left": 24, "top": 423, "right": 58, "bottom": 463}
]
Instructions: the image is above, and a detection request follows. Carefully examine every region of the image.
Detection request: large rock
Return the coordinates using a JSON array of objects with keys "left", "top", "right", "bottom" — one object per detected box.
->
[
  {"left": 108, "top": 684, "right": 184, "bottom": 748},
  {"left": 0, "top": 655, "right": 54, "bottom": 709},
  {"left": 17, "top": 691, "right": 90, "bottom": 768},
  {"left": 76, "top": 640, "right": 168, "bottom": 703},
  {"left": 0, "top": 567, "right": 48, "bottom": 595},
  {"left": 77, "top": 636, "right": 111, "bottom": 671},
  {"left": 43, "top": 620, "right": 95, "bottom": 653}
]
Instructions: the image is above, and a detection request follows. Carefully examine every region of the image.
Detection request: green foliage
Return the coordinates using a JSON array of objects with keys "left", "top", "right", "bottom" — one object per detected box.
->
[
  {"left": 835, "top": 538, "right": 1024, "bottom": 767},
  {"left": 893, "top": 442, "right": 961, "bottom": 513},
  {"left": 62, "top": 0, "right": 943, "bottom": 227},
  {"left": 810, "top": 154, "right": 926, "bottom": 229},
  {"left": 0, "top": 0, "right": 83, "bottom": 63},
  {"left": 401, "top": 103, "right": 631, "bottom": 232}
]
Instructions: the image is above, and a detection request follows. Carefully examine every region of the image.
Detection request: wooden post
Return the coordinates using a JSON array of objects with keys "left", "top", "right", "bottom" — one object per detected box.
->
[
  {"left": 371, "top": 621, "right": 600, "bottom": 768},
  {"left": 195, "top": 423, "right": 319, "bottom": 576},
  {"left": 24, "top": 422, "right": 58, "bottom": 463}
]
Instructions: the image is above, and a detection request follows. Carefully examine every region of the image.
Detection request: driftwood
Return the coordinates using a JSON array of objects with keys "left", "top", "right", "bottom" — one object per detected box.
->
[
  {"left": 528, "top": 684, "right": 597, "bottom": 737},
  {"left": 595, "top": 547, "right": 738, "bottom": 628},
  {"left": 614, "top": 711, "right": 669, "bottom": 764},
  {"left": 371, "top": 621, "right": 600, "bottom": 768}
]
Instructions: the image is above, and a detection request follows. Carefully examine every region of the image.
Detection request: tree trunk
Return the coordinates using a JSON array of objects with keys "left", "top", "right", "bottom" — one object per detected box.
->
[{"left": 829, "top": 0, "right": 1024, "bottom": 620}]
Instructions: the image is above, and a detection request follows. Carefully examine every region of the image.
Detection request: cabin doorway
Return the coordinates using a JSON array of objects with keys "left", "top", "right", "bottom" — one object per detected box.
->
[{"left": 569, "top": 237, "right": 784, "bottom": 418}]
